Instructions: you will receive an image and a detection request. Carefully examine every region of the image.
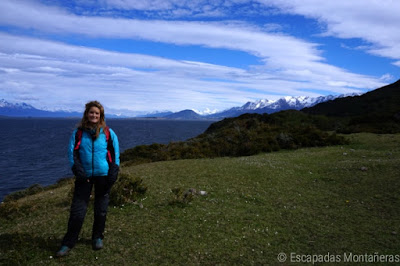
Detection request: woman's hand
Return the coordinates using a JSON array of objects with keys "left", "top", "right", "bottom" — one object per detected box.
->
[
  {"left": 72, "top": 163, "right": 87, "bottom": 182},
  {"left": 107, "top": 163, "right": 119, "bottom": 186}
]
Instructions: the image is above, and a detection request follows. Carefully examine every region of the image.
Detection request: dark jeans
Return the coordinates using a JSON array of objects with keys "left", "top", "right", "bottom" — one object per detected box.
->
[{"left": 62, "top": 176, "right": 111, "bottom": 248}]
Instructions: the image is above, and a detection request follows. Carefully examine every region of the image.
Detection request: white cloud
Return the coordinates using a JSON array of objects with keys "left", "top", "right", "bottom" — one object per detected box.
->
[
  {"left": 0, "top": 0, "right": 392, "bottom": 113},
  {"left": 380, "top": 73, "right": 395, "bottom": 82},
  {"left": 258, "top": 0, "right": 400, "bottom": 63},
  {"left": 0, "top": 34, "right": 254, "bottom": 111}
]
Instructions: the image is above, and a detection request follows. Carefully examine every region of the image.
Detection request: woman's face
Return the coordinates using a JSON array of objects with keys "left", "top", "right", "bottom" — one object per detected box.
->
[{"left": 87, "top": 106, "right": 101, "bottom": 125}]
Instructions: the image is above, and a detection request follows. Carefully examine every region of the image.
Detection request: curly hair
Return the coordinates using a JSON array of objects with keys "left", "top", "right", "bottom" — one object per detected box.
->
[{"left": 78, "top": 100, "right": 107, "bottom": 138}]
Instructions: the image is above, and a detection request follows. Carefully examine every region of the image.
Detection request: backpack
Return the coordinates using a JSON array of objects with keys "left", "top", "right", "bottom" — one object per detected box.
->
[{"left": 74, "top": 126, "right": 116, "bottom": 163}]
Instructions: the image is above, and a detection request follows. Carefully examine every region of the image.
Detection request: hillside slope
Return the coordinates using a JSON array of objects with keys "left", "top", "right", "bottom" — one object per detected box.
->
[
  {"left": 121, "top": 111, "right": 346, "bottom": 165},
  {"left": 302, "top": 80, "right": 400, "bottom": 133},
  {"left": 1, "top": 133, "right": 399, "bottom": 265},
  {"left": 303, "top": 80, "right": 400, "bottom": 117}
]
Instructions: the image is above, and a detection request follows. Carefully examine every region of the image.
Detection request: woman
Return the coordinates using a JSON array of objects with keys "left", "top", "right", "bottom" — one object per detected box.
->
[{"left": 56, "top": 101, "right": 120, "bottom": 257}]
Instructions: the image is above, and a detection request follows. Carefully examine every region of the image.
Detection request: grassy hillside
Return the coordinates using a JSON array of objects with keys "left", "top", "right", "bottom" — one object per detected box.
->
[
  {"left": 303, "top": 80, "right": 400, "bottom": 117},
  {"left": 302, "top": 80, "right": 400, "bottom": 133},
  {"left": 1, "top": 133, "right": 399, "bottom": 265},
  {"left": 121, "top": 111, "right": 347, "bottom": 165}
]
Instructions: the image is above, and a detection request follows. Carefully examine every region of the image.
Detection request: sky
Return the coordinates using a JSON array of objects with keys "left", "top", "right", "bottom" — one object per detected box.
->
[{"left": 0, "top": 0, "right": 399, "bottom": 115}]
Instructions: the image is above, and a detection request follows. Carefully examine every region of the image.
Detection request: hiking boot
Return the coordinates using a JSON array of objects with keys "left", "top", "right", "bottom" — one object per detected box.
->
[
  {"left": 56, "top": 246, "right": 70, "bottom": 257},
  {"left": 92, "top": 238, "right": 103, "bottom": 250}
]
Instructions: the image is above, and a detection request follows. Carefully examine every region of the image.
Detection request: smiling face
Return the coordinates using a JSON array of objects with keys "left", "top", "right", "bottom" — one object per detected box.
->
[{"left": 87, "top": 106, "right": 101, "bottom": 125}]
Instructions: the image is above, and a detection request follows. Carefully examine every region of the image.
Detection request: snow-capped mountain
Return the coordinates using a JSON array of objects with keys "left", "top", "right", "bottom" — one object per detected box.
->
[
  {"left": 0, "top": 99, "right": 40, "bottom": 117},
  {"left": 0, "top": 99, "right": 35, "bottom": 110},
  {"left": 0, "top": 99, "right": 83, "bottom": 117},
  {"left": 192, "top": 108, "right": 219, "bottom": 115},
  {"left": 0, "top": 99, "right": 131, "bottom": 118},
  {"left": 208, "top": 93, "right": 360, "bottom": 118}
]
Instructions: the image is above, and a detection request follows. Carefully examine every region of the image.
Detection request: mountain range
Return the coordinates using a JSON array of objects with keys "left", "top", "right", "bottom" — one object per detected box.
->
[
  {"left": 0, "top": 99, "right": 82, "bottom": 118},
  {"left": 0, "top": 93, "right": 360, "bottom": 119},
  {"left": 206, "top": 93, "right": 359, "bottom": 119},
  {"left": 0, "top": 99, "right": 126, "bottom": 118}
]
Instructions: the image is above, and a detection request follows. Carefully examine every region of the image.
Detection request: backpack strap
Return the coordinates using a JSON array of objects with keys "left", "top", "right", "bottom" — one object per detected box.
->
[
  {"left": 74, "top": 128, "right": 83, "bottom": 150},
  {"left": 104, "top": 126, "right": 115, "bottom": 164},
  {"left": 104, "top": 126, "right": 110, "bottom": 142},
  {"left": 74, "top": 126, "right": 115, "bottom": 163}
]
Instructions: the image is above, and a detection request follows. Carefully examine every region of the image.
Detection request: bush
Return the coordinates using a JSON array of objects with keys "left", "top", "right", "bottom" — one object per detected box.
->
[
  {"left": 109, "top": 172, "right": 148, "bottom": 206},
  {"left": 169, "top": 187, "right": 195, "bottom": 206},
  {"left": 120, "top": 111, "right": 348, "bottom": 165},
  {"left": 3, "top": 184, "right": 44, "bottom": 203}
]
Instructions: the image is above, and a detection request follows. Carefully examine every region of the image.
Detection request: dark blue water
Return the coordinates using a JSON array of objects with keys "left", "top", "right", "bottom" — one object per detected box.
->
[{"left": 0, "top": 118, "right": 214, "bottom": 201}]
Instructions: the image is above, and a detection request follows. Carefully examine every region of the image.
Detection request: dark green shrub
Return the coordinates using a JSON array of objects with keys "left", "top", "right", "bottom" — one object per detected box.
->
[
  {"left": 169, "top": 187, "right": 195, "bottom": 206},
  {"left": 121, "top": 111, "right": 349, "bottom": 165},
  {"left": 3, "top": 184, "right": 44, "bottom": 202},
  {"left": 121, "top": 143, "right": 168, "bottom": 163},
  {"left": 109, "top": 173, "right": 148, "bottom": 206}
]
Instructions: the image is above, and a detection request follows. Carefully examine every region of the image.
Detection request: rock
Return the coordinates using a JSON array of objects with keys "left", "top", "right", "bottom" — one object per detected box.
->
[
  {"left": 132, "top": 201, "right": 144, "bottom": 208},
  {"left": 199, "top": 191, "right": 207, "bottom": 196},
  {"left": 360, "top": 167, "right": 368, "bottom": 171}
]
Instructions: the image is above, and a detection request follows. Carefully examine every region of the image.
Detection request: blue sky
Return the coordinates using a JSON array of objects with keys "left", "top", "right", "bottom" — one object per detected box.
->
[{"left": 0, "top": 0, "right": 399, "bottom": 115}]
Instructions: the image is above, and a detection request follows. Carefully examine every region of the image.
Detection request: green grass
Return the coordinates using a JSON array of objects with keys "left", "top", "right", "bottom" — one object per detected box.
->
[{"left": 1, "top": 133, "right": 399, "bottom": 265}]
